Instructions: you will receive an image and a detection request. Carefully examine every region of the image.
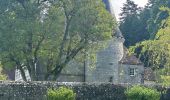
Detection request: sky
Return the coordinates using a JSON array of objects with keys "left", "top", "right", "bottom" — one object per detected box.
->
[{"left": 110, "top": 0, "right": 148, "bottom": 20}]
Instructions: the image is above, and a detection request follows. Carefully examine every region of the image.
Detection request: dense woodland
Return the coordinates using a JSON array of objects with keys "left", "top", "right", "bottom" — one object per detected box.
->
[{"left": 120, "top": 0, "right": 170, "bottom": 85}]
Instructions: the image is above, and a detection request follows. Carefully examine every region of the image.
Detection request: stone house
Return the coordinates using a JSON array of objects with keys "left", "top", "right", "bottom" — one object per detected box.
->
[
  {"left": 14, "top": 0, "right": 145, "bottom": 84},
  {"left": 118, "top": 49, "right": 144, "bottom": 84},
  {"left": 84, "top": 0, "right": 144, "bottom": 84}
]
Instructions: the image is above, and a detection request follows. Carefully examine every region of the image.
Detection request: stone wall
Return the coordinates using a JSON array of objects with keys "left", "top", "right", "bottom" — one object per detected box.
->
[
  {"left": 57, "top": 37, "right": 125, "bottom": 83},
  {"left": 0, "top": 81, "right": 169, "bottom": 100},
  {"left": 0, "top": 81, "right": 47, "bottom": 100},
  {"left": 91, "top": 37, "right": 124, "bottom": 83},
  {"left": 0, "top": 81, "right": 126, "bottom": 100},
  {"left": 118, "top": 64, "right": 144, "bottom": 84}
]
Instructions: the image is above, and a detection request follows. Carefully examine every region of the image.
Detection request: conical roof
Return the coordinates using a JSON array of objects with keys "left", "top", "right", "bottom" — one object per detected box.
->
[
  {"left": 113, "top": 27, "right": 124, "bottom": 38},
  {"left": 103, "top": 0, "right": 124, "bottom": 38}
]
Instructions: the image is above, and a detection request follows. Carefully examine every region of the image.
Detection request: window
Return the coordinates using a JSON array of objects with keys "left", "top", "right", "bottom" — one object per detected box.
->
[
  {"left": 109, "top": 63, "right": 113, "bottom": 65},
  {"left": 129, "top": 68, "right": 135, "bottom": 76},
  {"left": 109, "top": 76, "right": 113, "bottom": 82}
]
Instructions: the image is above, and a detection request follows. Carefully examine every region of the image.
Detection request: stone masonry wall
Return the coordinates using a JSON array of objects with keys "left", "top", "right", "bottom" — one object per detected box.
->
[
  {"left": 118, "top": 64, "right": 144, "bottom": 84},
  {"left": 0, "top": 81, "right": 169, "bottom": 100},
  {"left": 91, "top": 37, "right": 124, "bottom": 83}
]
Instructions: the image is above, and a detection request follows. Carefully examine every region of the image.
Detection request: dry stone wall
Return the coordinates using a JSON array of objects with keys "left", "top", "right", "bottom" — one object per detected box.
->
[{"left": 0, "top": 81, "right": 169, "bottom": 100}]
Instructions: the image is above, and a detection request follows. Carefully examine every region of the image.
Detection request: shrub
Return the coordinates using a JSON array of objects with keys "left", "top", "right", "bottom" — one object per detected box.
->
[
  {"left": 47, "top": 87, "right": 76, "bottom": 100},
  {"left": 125, "top": 85, "right": 160, "bottom": 100},
  {"left": 0, "top": 64, "right": 7, "bottom": 80},
  {"left": 161, "top": 75, "right": 170, "bottom": 87}
]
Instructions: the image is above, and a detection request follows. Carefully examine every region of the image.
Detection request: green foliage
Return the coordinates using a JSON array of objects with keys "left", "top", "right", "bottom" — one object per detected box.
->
[
  {"left": 0, "top": 0, "right": 116, "bottom": 80},
  {"left": 0, "top": 71, "right": 7, "bottom": 80},
  {"left": 129, "top": 7, "right": 170, "bottom": 84},
  {"left": 125, "top": 85, "right": 160, "bottom": 100},
  {"left": 0, "top": 63, "right": 7, "bottom": 80},
  {"left": 160, "top": 75, "right": 170, "bottom": 87},
  {"left": 119, "top": 0, "right": 170, "bottom": 47},
  {"left": 47, "top": 87, "right": 76, "bottom": 100},
  {"left": 146, "top": 0, "right": 170, "bottom": 38},
  {"left": 129, "top": 40, "right": 169, "bottom": 70},
  {"left": 119, "top": 0, "right": 150, "bottom": 47}
]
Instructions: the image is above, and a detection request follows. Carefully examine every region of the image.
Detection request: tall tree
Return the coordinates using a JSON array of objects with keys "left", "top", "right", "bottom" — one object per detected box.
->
[
  {"left": 119, "top": 0, "right": 139, "bottom": 22},
  {"left": 0, "top": 0, "right": 116, "bottom": 81},
  {"left": 146, "top": 0, "right": 170, "bottom": 39},
  {"left": 119, "top": 0, "right": 149, "bottom": 47},
  {"left": 129, "top": 7, "right": 170, "bottom": 84}
]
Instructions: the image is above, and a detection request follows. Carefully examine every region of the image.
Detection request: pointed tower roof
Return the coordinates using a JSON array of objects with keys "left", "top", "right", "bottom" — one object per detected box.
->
[{"left": 102, "top": 0, "right": 124, "bottom": 38}]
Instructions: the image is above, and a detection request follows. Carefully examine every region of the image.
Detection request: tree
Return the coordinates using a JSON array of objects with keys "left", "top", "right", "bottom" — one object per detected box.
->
[
  {"left": 119, "top": 0, "right": 170, "bottom": 47},
  {"left": 119, "top": 0, "right": 139, "bottom": 22},
  {"left": 0, "top": 0, "right": 116, "bottom": 81},
  {"left": 119, "top": 0, "right": 149, "bottom": 47},
  {"left": 146, "top": 0, "right": 170, "bottom": 39},
  {"left": 129, "top": 7, "right": 170, "bottom": 83}
]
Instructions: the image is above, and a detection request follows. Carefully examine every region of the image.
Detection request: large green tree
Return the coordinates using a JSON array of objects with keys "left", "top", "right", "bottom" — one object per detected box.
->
[
  {"left": 0, "top": 0, "right": 115, "bottom": 81},
  {"left": 119, "top": 0, "right": 150, "bottom": 47},
  {"left": 146, "top": 0, "right": 170, "bottom": 39},
  {"left": 119, "top": 0, "right": 170, "bottom": 47},
  {"left": 129, "top": 7, "right": 170, "bottom": 84}
]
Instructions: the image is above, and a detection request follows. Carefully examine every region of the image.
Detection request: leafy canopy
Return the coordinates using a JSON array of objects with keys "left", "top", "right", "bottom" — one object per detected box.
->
[{"left": 0, "top": 0, "right": 116, "bottom": 81}]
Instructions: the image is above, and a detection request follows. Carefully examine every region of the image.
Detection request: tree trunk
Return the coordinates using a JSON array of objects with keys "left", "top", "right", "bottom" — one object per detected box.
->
[
  {"left": 18, "top": 66, "right": 27, "bottom": 81},
  {"left": 26, "top": 60, "right": 38, "bottom": 81},
  {"left": 30, "top": 62, "right": 38, "bottom": 81}
]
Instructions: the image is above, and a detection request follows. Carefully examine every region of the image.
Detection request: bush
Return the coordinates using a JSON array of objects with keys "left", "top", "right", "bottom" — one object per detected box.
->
[
  {"left": 0, "top": 64, "right": 7, "bottom": 80},
  {"left": 161, "top": 75, "right": 170, "bottom": 87},
  {"left": 125, "top": 85, "right": 160, "bottom": 100},
  {"left": 47, "top": 87, "right": 76, "bottom": 100}
]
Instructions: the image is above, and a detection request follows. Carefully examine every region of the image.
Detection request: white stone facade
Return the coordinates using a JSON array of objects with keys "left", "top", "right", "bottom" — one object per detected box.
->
[{"left": 89, "top": 37, "right": 124, "bottom": 83}]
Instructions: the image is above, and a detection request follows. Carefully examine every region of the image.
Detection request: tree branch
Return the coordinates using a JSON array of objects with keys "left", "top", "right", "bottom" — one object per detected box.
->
[
  {"left": 16, "top": 0, "right": 26, "bottom": 10},
  {"left": 33, "top": 35, "right": 45, "bottom": 64},
  {"left": 51, "top": 39, "right": 86, "bottom": 80}
]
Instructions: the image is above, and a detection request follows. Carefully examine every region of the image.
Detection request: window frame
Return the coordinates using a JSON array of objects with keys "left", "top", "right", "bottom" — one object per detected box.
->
[{"left": 129, "top": 68, "right": 135, "bottom": 76}]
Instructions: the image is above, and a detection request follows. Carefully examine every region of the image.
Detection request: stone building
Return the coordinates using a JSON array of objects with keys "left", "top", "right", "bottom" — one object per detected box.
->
[
  {"left": 118, "top": 47, "right": 144, "bottom": 84},
  {"left": 84, "top": 0, "right": 144, "bottom": 84},
  {"left": 15, "top": 0, "right": 144, "bottom": 84}
]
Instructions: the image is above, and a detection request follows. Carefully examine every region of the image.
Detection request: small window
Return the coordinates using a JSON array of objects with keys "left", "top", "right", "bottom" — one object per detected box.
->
[
  {"left": 129, "top": 68, "right": 135, "bottom": 76},
  {"left": 109, "top": 76, "right": 113, "bottom": 82}
]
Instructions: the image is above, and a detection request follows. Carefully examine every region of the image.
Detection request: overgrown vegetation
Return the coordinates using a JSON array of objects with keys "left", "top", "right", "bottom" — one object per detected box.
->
[
  {"left": 0, "top": 62, "right": 7, "bottom": 80},
  {"left": 129, "top": 7, "right": 170, "bottom": 85},
  {"left": 120, "top": 0, "right": 170, "bottom": 85},
  {"left": 47, "top": 87, "right": 76, "bottom": 100},
  {"left": 125, "top": 85, "right": 160, "bottom": 100}
]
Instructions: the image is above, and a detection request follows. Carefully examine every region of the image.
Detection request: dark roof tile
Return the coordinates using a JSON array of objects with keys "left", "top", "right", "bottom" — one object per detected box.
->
[{"left": 119, "top": 47, "right": 143, "bottom": 65}]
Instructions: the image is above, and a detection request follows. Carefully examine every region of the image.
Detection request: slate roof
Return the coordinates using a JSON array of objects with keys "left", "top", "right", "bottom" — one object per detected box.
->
[
  {"left": 119, "top": 55, "right": 143, "bottom": 65},
  {"left": 113, "top": 28, "right": 124, "bottom": 38},
  {"left": 103, "top": 0, "right": 124, "bottom": 38},
  {"left": 119, "top": 47, "right": 143, "bottom": 65}
]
